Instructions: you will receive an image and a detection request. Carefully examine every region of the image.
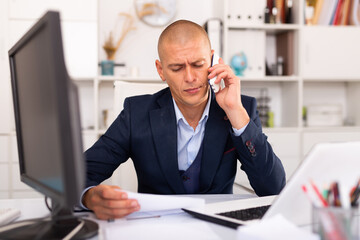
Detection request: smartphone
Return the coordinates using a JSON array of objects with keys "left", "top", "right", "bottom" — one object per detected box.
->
[{"left": 209, "top": 53, "right": 225, "bottom": 93}]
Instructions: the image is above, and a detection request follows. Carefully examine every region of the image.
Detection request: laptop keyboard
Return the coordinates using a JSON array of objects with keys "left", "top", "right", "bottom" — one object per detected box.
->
[{"left": 216, "top": 205, "right": 271, "bottom": 221}]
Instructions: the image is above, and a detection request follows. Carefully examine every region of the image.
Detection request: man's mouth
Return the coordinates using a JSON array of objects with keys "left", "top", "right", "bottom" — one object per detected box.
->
[
  {"left": 184, "top": 86, "right": 202, "bottom": 94},
  {"left": 184, "top": 83, "right": 208, "bottom": 93}
]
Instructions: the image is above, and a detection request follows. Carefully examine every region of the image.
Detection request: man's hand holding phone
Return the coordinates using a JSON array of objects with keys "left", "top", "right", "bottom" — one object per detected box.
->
[
  {"left": 208, "top": 53, "right": 225, "bottom": 93},
  {"left": 208, "top": 53, "right": 250, "bottom": 130}
]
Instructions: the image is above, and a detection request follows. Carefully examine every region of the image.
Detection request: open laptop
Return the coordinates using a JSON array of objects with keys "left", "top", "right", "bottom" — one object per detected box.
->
[{"left": 183, "top": 141, "right": 360, "bottom": 228}]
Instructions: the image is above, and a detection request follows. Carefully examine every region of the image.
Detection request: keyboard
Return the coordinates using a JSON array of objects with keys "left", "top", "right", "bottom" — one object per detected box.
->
[
  {"left": 0, "top": 208, "right": 21, "bottom": 226},
  {"left": 216, "top": 205, "right": 270, "bottom": 221}
]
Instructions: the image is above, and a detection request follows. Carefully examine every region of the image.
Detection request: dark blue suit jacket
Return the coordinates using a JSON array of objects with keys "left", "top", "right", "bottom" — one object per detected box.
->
[{"left": 85, "top": 88, "right": 286, "bottom": 196}]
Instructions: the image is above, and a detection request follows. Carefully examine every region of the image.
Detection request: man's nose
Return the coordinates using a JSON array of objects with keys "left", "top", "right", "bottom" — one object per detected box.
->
[{"left": 184, "top": 66, "right": 196, "bottom": 83}]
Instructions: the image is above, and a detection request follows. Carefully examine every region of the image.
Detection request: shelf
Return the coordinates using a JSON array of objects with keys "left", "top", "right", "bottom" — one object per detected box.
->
[
  {"left": 82, "top": 75, "right": 302, "bottom": 83},
  {"left": 241, "top": 76, "right": 300, "bottom": 82},
  {"left": 303, "top": 78, "right": 360, "bottom": 82},
  {"left": 97, "top": 129, "right": 107, "bottom": 135},
  {"left": 0, "top": 132, "right": 16, "bottom": 136},
  {"left": 81, "top": 129, "right": 98, "bottom": 134},
  {"left": 73, "top": 77, "right": 94, "bottom": 82},
  {"left": 97, "top": 76, "right": 300, "bottom": 83},
  {"left": 96, "top": 76, "right": 162, "bottom": 83},
  {"left": 228, "top": 24, "right": 300, "bottom": 34},
  {"left": 303, "top": 25, "right": 360, "bottom": 29},
  {"left": 302, "top": 126, "right": 360, "bottom": 133},
  {"left": 263, "top": 127, "right": 301, "bottom": 133}
]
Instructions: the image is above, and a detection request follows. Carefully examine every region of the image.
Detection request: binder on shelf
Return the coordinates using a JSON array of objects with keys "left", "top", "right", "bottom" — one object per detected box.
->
[
  {"left": 329, "top": 0, "right": 340, "bottom": 24},
  {"left": 275, "top": 0, "right": 285, "bottom": 24},
  {"left": 266, "top": 0, "right": 275, "bottom": 23},
  {"left": 276, "top": 31, "right": 294, "bottom": 76},
  {"left": 204, "top": 19, "right": 223, "bottom": 57},
  {"left": 332, "top": 0, "right": 344, "bottom": 25},
  {"left": 285, "top": 0, "right": 293, "bottom": 23},
  {"left": 339, "top": 0, "right": 351, "bottom": 25},
  {"left": 312, "top": 0, "right": 324, "bottom": 25},
  {"left": 305, "top": 0, "right": 316, "bottom": 25},
  {"left": 350, "top": 0, "right": 360, "bottom": 25},
  {"left": 317, "top": 0, "right": 338, "bottom": 25},
  {"left": 227, "top": 0, "right": 266, "bottom": 27}
]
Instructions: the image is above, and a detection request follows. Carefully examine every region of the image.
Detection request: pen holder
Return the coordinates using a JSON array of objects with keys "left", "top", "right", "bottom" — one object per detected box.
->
[{"left": 312, "top": 206, "right": 359, "bottom": 240}]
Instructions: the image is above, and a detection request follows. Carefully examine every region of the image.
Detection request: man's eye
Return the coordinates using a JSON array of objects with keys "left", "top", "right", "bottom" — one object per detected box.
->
[{"left": 171, "top": 67, "right": 182, "bottom": 72}]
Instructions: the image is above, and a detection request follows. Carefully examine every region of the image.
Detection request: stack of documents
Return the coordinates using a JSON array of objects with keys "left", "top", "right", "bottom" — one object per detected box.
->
[{"left": 124, "top": 191, "right": 205, "bottom": 219}]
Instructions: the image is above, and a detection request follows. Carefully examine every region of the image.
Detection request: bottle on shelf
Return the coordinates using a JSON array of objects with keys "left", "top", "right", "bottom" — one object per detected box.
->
[{"left": 277, "top": 56, "right": 284, "bottom": 76}]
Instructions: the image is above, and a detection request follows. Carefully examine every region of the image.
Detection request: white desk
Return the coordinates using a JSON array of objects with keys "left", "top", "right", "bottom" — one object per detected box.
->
[{"left": 0, "top": 194, "right": 255, "bottom": 240}]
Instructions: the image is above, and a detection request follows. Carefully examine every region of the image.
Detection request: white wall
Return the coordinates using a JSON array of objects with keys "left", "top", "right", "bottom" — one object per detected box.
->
[
  {"left": 7, "top": 0, "right": 98, "bottom": 79},
  {"left": 99, "top": 0, "right": 223, "bottom": 78},
  {"left": 0, "top": 0, "right": 98, "bottom": 198},
  {"left": 0, "top": 0, "right": 11, "bottom": 134}
]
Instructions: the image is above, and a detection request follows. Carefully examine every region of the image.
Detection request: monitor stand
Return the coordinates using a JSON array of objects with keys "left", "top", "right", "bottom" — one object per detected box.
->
[{"left": 0, "top": 200, "right": 98, "bottom": 240}]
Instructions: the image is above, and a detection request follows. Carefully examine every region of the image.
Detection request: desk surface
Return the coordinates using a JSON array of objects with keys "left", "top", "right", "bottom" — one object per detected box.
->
[{"left": 0, "top": 194, "right": 255, "bottom": 240}]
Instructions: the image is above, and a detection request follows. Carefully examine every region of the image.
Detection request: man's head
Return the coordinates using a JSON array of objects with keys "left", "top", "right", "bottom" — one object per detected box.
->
[{"left": 155, "top": 20, "right": 212, "bottom": 111}]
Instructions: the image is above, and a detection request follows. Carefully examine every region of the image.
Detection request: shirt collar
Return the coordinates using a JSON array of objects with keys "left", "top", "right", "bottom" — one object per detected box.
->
[{"left": 172, "top": 90, "right": 212, "bottom": 126}]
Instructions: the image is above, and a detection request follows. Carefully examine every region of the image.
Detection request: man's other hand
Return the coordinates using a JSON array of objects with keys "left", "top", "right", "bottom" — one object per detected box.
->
[{"left": 83, "top": 185, "right": 140, "bottom": 220}]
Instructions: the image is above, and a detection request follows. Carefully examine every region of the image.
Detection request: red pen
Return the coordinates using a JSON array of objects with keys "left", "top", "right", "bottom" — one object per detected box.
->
[{"left": 310, "top": 180, "right": 329, "bottom": 207}]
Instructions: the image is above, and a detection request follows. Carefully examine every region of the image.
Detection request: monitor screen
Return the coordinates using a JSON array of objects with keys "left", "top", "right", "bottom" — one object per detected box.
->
[
  {"left": 2, "top": 11, "right": 98, "bottom": 239},
  {"left": 9, "top": 10, "right": 81, "bottom": 207},
  {"left": 12, "top": 23, "right": 64, "bottom": 195}
]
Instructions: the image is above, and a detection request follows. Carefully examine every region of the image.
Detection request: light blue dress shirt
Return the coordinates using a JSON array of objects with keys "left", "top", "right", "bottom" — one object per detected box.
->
[{"left": 172, "top": 90, "right": 248, "bottom": 171}]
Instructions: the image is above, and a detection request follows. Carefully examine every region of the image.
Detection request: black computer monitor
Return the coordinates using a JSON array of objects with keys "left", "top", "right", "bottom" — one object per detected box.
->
[{"left": 2, "top": 11, "right": 98, "bottom": 239}]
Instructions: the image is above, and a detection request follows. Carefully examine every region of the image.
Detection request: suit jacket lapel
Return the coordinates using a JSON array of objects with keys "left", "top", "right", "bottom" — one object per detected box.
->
[
  {"left": 199, "top": 96, "right": 230, "bottom": 193},
  {"left": 149, "top": 89, "right": 186, "bottom": 194}
]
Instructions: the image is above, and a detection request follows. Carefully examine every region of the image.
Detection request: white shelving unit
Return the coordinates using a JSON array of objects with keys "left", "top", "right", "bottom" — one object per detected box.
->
[
  {"left": 75, "top": 76, "right": 163, "bottom": 135},
  {"left": 220, "top": 0, "right": 360, "bottom": 187},
  {"left": 221, "top": 0, "right": 301, "bottom": 186}
]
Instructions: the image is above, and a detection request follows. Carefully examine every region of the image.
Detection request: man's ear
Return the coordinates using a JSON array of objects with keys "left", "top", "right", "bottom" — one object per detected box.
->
[{"left": 155, "top": 60, "right": 166, "bottom": 82}]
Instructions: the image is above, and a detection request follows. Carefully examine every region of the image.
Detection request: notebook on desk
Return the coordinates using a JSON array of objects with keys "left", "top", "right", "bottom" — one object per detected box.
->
[{"left": 183, "top": 141, "right": 360, "bottom": 229}]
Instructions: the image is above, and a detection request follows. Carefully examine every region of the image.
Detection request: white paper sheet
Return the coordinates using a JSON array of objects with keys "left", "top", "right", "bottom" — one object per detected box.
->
[
  {"left": 237, "top": 214, "right": 320, "bottom": 240},
  {"left": 122, "top": 191, "right": 205, "bottom": 219},
  {"left": 104, "top": 219, "right": 222, "bottom": 240}
]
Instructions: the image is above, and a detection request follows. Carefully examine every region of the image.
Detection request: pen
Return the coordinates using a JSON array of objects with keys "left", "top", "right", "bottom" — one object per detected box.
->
[
  {"left": 310, "top": 180, "right": 329, "bottom": 207},
  {"left": 322, "top": 188, "right": 329, "bottom": 202},
  {"left": 327, "top": 182, "right": 341, "bottom": 207},
  {"left": 331, "top": 182, "right": 342, "bottom": 207},
  {"left": 350, "top": 179, "right": 360, "bottom": 207},
  {"left": 301, "top": 184, "right": 323, "bottom": 207}
]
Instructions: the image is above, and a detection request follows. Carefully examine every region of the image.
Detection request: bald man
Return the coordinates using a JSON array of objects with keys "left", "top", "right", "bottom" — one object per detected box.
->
[{"left": 82, "top": 20, "right": 286, "bottom": 220}]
